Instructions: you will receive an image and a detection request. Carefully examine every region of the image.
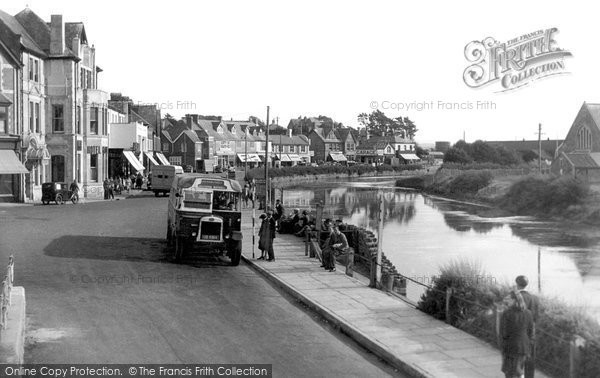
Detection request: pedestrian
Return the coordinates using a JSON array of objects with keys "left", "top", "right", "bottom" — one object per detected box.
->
[
  {"left": 125, "top": 176, "right": 132, "bottom": 193},
  {"left": 69, "top": 179, "right": 79, "bottom": 202},
  {"left": 103, "top": 178, "right": 109, "bottom": 200},
  {"left": 136, "top": 173, "right": 143, "bottom": 190},
  {"left": 322, "top": 224, "right": 348, "bottom": 272},
  {"left": 274, "top": 199, "right": 284, "bottom": 231},
  {"left": 249, "top": 182, "right": 256, "bottom": 208},
  {"left": 265, "top": 210, "right": 276, "bottom": 261},
  {"left": 108, "top": 177, "right": 115, "bottom": 200},
  {"left": 500, "top": 290, "right": 534, "bottom": 378},
  {"left": 242, "top": 183, "right": 249, "bottom": 208},
  {"left": 257, "top": 213, "right": 268, "bottom": 260},
  {"left": 516, "top": 275, "right": 539, "bottom": 378}
]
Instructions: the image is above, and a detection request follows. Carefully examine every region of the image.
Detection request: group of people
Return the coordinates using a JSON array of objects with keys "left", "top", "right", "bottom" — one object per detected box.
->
[
  {"left": 257, "top": 200, "right": 349, "bottom": 272},
  {"left": 102, "top": 173, "right": 145, "bottom": 200},
  {"left": 500, "top": 275, "right": 539, "bottom": 378}
]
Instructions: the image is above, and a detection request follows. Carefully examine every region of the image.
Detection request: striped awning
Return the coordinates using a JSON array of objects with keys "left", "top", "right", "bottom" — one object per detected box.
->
[
  {"left": 328, "top": 152, "right": 347, "bottom": 162},
  {"left": 399, "top": 153, "right": 420, "bottom": 160},
  {"left": 155, "top": 152, "right": 170, "bottom": 165},
  {"left": 123, "top": 151, "right": 144, "bottom": 171},
  {"left": 288, "top": 154, "right": 302, "bottom": 162},
  {"left": 144, "top": 152, "right": 159, "bottom": 166},
  {"left": 0, "top": 150, "right": 29, "bottom": 174}
]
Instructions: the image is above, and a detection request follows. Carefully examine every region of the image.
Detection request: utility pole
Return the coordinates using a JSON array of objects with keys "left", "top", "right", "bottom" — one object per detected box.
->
[
  {"left": 244, "top": 126, "right": 248, "bottom": 179},
  {"left": 264, "top": 106, "right": 270, "bottom": 209},
  {"left": 538, "top": 123, "right": 542, "bottom": 174}
]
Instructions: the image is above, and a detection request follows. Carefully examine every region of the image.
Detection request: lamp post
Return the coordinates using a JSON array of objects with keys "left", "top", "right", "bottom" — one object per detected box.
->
[{"left": 244, "top": 127, "right": 248, "bottom": 179}]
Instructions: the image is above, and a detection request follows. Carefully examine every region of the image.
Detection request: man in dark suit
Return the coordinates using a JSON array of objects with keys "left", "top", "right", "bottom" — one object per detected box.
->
[
  {"left": 516, "top": 275, "right": 539, "bottom": 378},
  {"left": 266, "top": 210, "right": 276, "bottom": 261}
]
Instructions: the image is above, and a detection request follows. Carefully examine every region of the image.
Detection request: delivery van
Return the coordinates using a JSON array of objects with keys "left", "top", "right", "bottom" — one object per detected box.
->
[{"left": 151, "top": 165, "right": 183, "bottom": 196}]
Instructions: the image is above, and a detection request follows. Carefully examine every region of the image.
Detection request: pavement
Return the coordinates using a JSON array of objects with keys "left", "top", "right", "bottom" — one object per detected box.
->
[{"left": 240, "top": 208, "right": 549, "bottom": 378}]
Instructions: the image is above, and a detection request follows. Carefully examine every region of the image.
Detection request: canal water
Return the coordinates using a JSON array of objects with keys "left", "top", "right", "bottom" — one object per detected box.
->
[{"left": 280, "top": 177, "right": 600, "bottom": 321}]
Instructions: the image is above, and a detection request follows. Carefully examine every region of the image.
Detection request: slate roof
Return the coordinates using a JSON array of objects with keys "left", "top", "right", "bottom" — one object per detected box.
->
[
  {"left": 311, "top": 127, "right": 341, "bottom": 143},
  {"left": 0, "top": 9, "right": 46, "bottom": 57},
  {"left": 13, "top": 8, "right": 79, "bottom": 58},
  {"left": 584, "top": 103, "right": 600, "bottom": 130},
  {"left": 269, "top": 135, "right": 309, "bottom": 146},
  {"left": 564, "top": 152, "right": 600, "bottom": 169}
]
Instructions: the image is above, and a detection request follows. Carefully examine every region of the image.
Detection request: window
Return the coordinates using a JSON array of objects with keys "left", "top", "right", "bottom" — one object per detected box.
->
[
  {"left": 28, "top": 57, "right": 33, "bottom": 80},
  {"left": 300, "top": 145, "right": 307, "bottom": 153},
  {"left": 52, "top": 105, "right": 64, "bottom": 132},
  {"left": 103, "top": 108, "right": 108, "bottom": 135},
  {"left": 76, "top": 106, "right": 81, "bottom": 134},
  {"left": 90, "top": 107, "right": 98, "bottom": 134},
  {"left": 35, "top": 103, "right": 40, "bottom": 133},
  {"left": 34, "top": 60, "right": 39, "bottom": 82},
  {"left": 90, "top": 154, "right": 98, "bottom": 182},
  {"left": 0, "top": 106, "right": 7, "bottom": 134},
  {"left": 29, "top": 102, "right": 34, "bottom": 132},
  {"left": 80, "top": 69, "right": 85, "bottom": 89},
  {"left": 169, "top": 156, "right": 182, "bottom": 165},
  {"left": 289, "top": 145, "right": 295, "bottom": 153},
  {"left": 577, "top": 127, "right": 593, "bottom": 150},
  {"left": 162, "top": 143, "right": 169, "bottom": 152},
  {"left": 51, "top": 155, "right": 65, "bottom": 182},
  {"left": 181, "top": 141, "right": 187, "bottom": 152}
]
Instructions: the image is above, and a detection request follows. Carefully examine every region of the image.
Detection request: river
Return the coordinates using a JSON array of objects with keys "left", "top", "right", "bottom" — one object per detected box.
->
[{"left": 279, "top": 176, "right": 600, "bottom": 322}]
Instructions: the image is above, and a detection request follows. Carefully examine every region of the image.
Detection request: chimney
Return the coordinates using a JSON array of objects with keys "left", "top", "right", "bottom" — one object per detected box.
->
[
  {"left": 72, "top": 36, "right": 80, "bottom": 56},
  {"left": 50, "top": 15, "right": 65, "bottom": 55},
  {"left": 191, "top": 114, "right": 198, "bottom": 125},
  {"left": 122, "top": 101, "right": 129, "bottom": 117},
  {"left": 185, "top": 114, "right": 192, "bottom": 129}
]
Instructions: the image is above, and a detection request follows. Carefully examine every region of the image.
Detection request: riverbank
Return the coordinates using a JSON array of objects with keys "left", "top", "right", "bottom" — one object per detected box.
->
[{"left": 396, "top": 170, "right": 600, "bottom": 225}]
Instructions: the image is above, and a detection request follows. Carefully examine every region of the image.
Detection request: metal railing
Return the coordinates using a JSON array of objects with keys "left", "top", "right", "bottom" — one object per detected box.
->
[{"left": 0, "top": 255, "right": 15, "bottom": 332}]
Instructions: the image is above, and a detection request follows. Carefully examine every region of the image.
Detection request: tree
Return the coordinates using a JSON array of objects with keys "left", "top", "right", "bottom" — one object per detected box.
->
[
  {"left": 495, "top": 146, "right": 522, "bottom": 165},
  {"left": 444, "top": 147, "right": 473, "bottom": 164},
  {"left": 357, "top": 110, "right": 418, "bottom": 139},
  {"left": 415, "top": 144, "right": 428, "bottom": 159},
  {"left": 470, "top": 140, "right": 499, "bottom": 163},
  {"left": 248, "top": 116, "right": 266, "bottom": 127}
]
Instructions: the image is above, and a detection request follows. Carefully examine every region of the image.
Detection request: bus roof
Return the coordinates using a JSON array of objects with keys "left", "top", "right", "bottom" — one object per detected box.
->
[{"left": 174, "top": 174, "right": 242, "bottom": 193}]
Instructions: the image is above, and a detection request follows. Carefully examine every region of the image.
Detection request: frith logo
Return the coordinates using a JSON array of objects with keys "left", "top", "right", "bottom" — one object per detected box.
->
[{"left": 463, "top": 28, "right": 572, "bottom": 92}]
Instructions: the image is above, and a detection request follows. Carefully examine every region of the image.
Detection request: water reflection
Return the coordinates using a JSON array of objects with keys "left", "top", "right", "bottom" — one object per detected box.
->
[{"left": 282, "top": 180, "right": 600, "bottom": 321}]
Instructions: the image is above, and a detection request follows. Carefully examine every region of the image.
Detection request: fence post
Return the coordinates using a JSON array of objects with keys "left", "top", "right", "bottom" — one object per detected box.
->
[
  {"left": 345, "top": 248, "right": 354, "bottom": 277},
  {"left": 494, "top": 304, "right": 501, "bottom": 347},
  {"left": 305, "top": 231, "right": 309, "bottom": 257},
  {"left": 445, "top": 287, "right": 453, "bottom": 324},
  {"left": 0, "top": 279, "right": 7, "bottom": 330},
  {"left": 369, "top": 255, "right": 377, "bottom": 288},
  {"left": 569, "top": 335, "right": 585, "bottom": 378}
]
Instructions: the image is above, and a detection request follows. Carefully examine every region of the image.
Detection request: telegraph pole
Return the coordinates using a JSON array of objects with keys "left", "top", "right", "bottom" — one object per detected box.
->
[
  {"left": 264, "top": 106, "right": 270, "bottom": 209},
  {"left": 244, "top": 126, "right": 248, "bottom": 179},
  {"left": 538, "top": 123, "right": 542, "bottom": 174}
]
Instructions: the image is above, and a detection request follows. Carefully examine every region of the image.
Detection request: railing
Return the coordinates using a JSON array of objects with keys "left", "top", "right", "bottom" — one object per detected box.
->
[{"left": 0, "top": 255, "right": 15, "bottom": 333}]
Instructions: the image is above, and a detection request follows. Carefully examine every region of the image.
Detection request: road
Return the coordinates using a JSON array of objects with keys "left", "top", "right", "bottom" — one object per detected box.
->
[{"left": 0, "top": 193, "right": 402, "bottom": 377}]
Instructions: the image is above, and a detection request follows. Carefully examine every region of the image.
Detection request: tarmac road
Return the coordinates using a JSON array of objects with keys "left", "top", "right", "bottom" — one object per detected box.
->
[{"left": 0, "top": 194, "right": 402, "bottom": 377}]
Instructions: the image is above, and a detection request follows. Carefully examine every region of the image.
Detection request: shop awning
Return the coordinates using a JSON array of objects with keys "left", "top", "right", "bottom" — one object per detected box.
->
[
  {"left": 399, "top": 153, "right": 420, "bottom": 160},
  {"left": 0, "top": 150, "right": 29, "bottom": 174},
  {"left": 0, "top": 93, "right": 12, "bottom": 106},
  {"left": 237, "top": 153, "right": 250, "bottom": 163},
  {"left": 277, "top": 154, "right": 291, "bottom": 162},
  {"left": 123, "top": 150, "right": 145, "bottom": 171},
  {"left": 144, "top": 152, "right": 159, "bottom": 166},
  {"left": 155, "top": 152, "right": 170, "bottom": 165},
  {"left": 328, "top": 152, "right": 347, "bottom": 162},
  {"left": 288, "top": 154, "right": 302, "bottom": 162}
]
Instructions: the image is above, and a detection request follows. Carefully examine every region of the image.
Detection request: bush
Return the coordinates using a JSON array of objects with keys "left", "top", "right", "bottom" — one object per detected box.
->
[
  {"left": 444, "top": 147, "right": 473, "bottom": 164},
  {"left": 396, "top": 176, "right": 426, "bottom": 189},
  {"left": 500, "top": 176, "right": 590, "bottom": 216},
  {"left": 446, "top": 171, "right": 493, "bottom": 194},
  {"left": 418, "top": 259, "right": 600, "bottom": 378}
]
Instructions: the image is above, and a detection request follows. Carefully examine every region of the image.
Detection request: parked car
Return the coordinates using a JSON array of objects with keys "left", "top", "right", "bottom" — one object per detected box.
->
[
  {"left": 166, "top": 174, "right": 243, "bottom": 265},
  {"left": 41, "top": 182, "right": 78, "bottom": 205}
]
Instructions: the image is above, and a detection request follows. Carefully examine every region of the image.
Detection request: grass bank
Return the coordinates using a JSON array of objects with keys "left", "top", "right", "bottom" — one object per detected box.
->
[
  {"left": 247, "top": 164, "right": 424, "bottom": 180},
  {"left": 417, "top": 259, "right": 600, "bottom": 378}
]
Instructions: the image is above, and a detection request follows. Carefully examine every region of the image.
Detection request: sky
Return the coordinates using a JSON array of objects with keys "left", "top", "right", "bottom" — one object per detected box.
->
[{"left": 2, "top": 0, "right": 597, "bottom": 144}]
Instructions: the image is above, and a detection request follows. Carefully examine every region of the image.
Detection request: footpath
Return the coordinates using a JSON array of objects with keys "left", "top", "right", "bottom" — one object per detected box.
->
[{"left": 240, "top": 208, "right": 549, "bottom": 378}]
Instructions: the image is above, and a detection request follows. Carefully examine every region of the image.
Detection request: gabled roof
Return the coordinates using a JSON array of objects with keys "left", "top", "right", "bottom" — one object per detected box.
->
[
  {"left": 357, "top": 138, "right": 391, "bottom": 149},
  {"left": 0, "top": 9, "right": 46, "bottom": 57},
  {"left": 583, "top": 103, "right": 600, "bottom": 131},
  {"left": 311, "top": 127, "right": 341, "bottom": 143},
  {"left": 0, "top": 21, "right": 22, "bottom": 66},
  {"left": 336, "top": 128, "right": 357, "bottom": 143},
  {"left": 269, "top": 135, "right": 309, "bottom": 146},
  {"left": 563, "top": 152, "right": 600, "bottom": 169},
  {"left": 65, "top": 22, "right": 87, "bottom": 45}
]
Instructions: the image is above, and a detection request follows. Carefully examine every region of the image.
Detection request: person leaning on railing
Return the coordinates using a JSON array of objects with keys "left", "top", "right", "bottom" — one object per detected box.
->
[{"left": 321, "top": 224, "right": 348, "bottom": 272}]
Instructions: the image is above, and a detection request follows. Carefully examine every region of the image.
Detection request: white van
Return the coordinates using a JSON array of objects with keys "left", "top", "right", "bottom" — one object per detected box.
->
[{"left": 151, "top": 165, "right": 183, "bottom": 196}]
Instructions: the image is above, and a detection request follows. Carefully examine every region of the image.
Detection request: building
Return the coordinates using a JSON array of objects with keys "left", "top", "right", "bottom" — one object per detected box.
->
[
  {"left": 486, "top": 139, "right": 562, "bottom": 162},
  {"left": 551, "top": 102, "right": 600, "bottom": 182},
  {"left": 0, "top": 16, "right": 30, "bottom": 202},
  {"left": 336, "top": 128, "right": 358, "bottom": 162},
  {"left": 12, "top": 9, "right": 110, "bottom": 198},
  {"left": 309, "top": 127, "right": 344, "bottom": 163},
  {"left": 355, "top": 139, "right": 393, "bottom": 165},
  {"left": 222, "top": 120, "right": 262, "bottom": 169},
  {"left": 269, "top": 131, "right": 311, "bottom": 166},
  {"left": 108, "top": 117, "right": 149, "bottom": 178},
  {"left": 287, "top": 117, "right": 324, "bottom": 136}
]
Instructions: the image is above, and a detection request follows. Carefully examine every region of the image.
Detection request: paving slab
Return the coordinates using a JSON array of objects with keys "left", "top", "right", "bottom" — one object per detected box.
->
[{"left": 240, "top": 209, "right": 549, "bottom": 378}]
